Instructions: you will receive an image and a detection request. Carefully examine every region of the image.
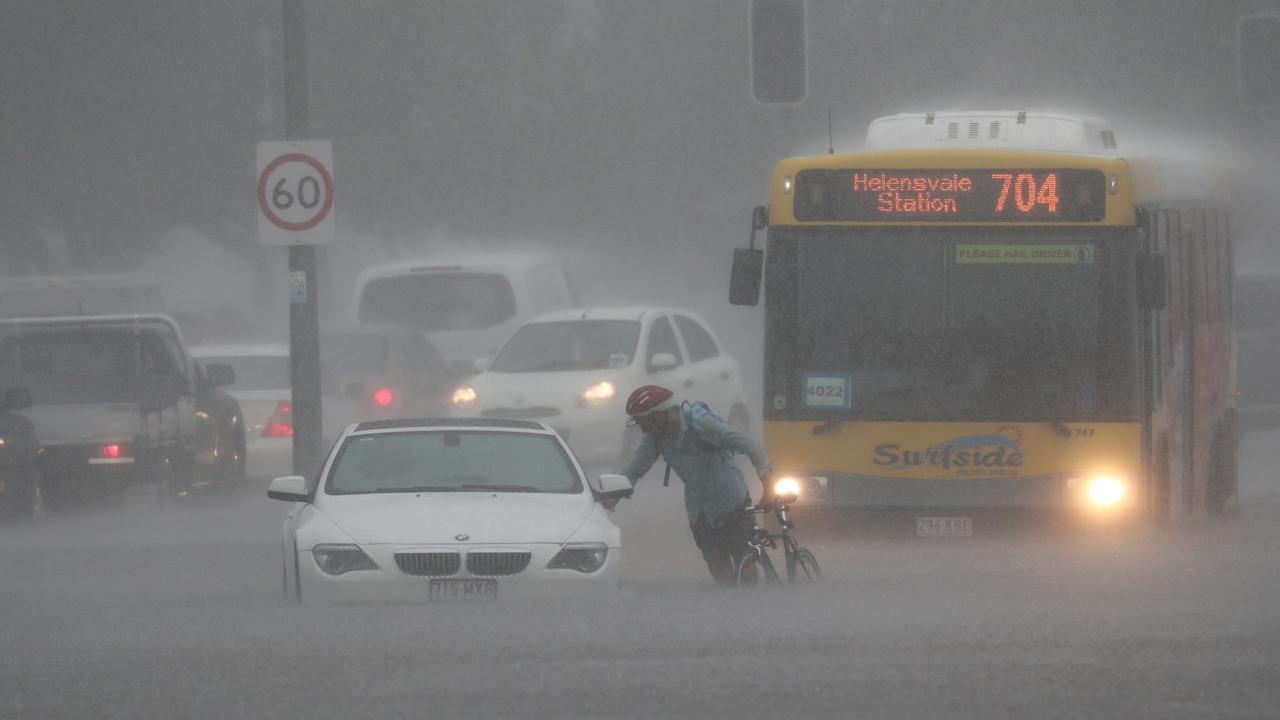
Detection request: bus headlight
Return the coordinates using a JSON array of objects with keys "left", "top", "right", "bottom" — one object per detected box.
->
[{"left": 1086, "top": 475, "right": 1126, "bottom": 507}]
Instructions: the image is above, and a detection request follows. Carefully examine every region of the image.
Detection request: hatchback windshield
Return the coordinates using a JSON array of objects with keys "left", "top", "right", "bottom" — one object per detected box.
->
[
  {"left": 197, "top": 355, "right": 289, "bottom": 392},
  {"left": 490, "top": 320, "right": 641, "bottom": 372},
  {"left": 321, "top": 334, "right": 388, "bottom": 374},
  {"left": 326, "top": 430, "right": 581, "bottom": 494}
]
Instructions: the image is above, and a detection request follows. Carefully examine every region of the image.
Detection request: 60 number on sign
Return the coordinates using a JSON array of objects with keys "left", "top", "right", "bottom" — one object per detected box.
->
[{"left": 256, "top": 141, "right": 335, "bottom": 246}]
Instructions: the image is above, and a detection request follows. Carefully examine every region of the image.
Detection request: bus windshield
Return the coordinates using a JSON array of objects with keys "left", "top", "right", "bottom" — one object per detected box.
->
[{"left": 768, "top": 227, "right": 1140, "bottom": 422}]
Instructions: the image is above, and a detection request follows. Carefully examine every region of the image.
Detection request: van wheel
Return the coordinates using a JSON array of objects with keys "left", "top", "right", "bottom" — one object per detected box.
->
[
  {"left": 1, "top": 470, "right": 43, "bottom": 525},
  {"left": 154, "top": 457, "right": 179, "bottom": 508},
  {"left": 29, "top": 475, "right": 47, "bottom": 523},
  {"left": 1151, "top": 434, "right": 1170, "bottom": 524},
  {"left": 1208, "top": 423, "right": 1237, "bottom": 518}
]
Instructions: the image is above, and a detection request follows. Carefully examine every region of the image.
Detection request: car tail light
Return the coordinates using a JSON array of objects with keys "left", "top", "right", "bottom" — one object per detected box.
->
[
  {"left": 263, "top": 400, "right": 294, "bottom": 438},
  {"left": 372, "top": 387, "right": 395, "bottom": 408},
  {"left": 90, "top": 442, "right": 134, "bottom": 465}
]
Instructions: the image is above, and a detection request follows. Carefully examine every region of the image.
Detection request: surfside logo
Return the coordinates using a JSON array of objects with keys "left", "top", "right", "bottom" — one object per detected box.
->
[{"left": 873, "top": 430, "right": 1024, "bottom": 477}]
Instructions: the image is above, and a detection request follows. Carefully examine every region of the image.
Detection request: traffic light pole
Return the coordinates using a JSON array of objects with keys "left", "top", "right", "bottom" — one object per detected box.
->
[{"left": 283, "top": 0, "right": 324, "bottom": 478}]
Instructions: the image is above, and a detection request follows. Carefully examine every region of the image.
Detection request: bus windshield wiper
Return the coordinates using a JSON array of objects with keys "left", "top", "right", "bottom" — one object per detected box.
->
[
  {"left": 1046, "top": 420, "right": 1073, "bottom": 438},
  {"left": 813, "top": 412, "right": 856, "bottom": 435}
]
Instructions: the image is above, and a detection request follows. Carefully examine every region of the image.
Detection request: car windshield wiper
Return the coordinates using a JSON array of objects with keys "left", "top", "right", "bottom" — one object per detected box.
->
[
  {"left": 460, "top": 483, "right": 543, "bottom": 493},
  {"left": 506, "top": 359, "right": 605, "bottom": 372},
  {"left": 370, "top": 486, "right": 462, "bottom": 493}
]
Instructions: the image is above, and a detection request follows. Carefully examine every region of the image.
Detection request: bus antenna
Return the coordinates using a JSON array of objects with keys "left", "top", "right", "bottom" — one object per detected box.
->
[{"left": 827, "top": 107, "right": 835, "bottom": 154}]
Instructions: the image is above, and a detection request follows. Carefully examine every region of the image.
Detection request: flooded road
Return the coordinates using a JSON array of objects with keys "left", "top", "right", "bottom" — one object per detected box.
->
[{"left": 2, "top": 474, "right": 1278, "bottom": 719}]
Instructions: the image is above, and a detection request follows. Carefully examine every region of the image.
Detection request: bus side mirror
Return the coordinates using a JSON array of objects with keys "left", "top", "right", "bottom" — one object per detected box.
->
[
  {"left": 730, "top": 248, "right": 764, "bottom": 306},
  {"left": 1139, "top": 253, "right": 1167, "bottom": 311}
]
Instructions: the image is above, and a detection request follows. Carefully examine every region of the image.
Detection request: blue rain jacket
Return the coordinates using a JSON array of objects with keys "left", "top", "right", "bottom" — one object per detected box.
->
[{"left": 621, "top": 402, "right": 772, "bottom": 527}]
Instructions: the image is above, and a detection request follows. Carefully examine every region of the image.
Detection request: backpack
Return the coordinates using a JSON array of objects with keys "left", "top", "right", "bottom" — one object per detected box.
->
[{"left": 663, "top": 401, "right": 728, "bottom": 487}]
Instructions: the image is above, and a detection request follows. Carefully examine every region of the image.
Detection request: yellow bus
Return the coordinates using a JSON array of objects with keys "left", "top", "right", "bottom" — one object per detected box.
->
[{"left": 729, "top": 111, "right": 1236, "bottom": 533}]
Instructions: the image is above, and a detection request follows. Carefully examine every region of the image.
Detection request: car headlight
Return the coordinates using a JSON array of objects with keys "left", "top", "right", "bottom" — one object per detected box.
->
[
  {"left": 578, "top": 381, "right": 615, "bottom": 409},
  {"left": 1086, "top": 475, "right": 1126, "bottom": 506},
  {"left": 452, "top": 385, "right": 477, "bottom": 410},
  {"left": 773, "top": 476, "right": 801, "bottom": 504},
  {"left": 312, "top": 544, "right": 379, "bottom": 575},
  {"left": 546, "top": 542, "right": 609, "bottom": 573}
]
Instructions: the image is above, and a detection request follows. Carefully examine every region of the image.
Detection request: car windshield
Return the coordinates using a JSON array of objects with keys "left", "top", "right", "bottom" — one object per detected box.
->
[
  {"left": 326, "top": 430, "right": 581, "bottom": 495},
  {"left": 0, "top": 285, "right": 163, "bottom": 318},
  {"left": 197, "top": 355, "right": 289, "bottom": 392},
  {"left": 490, "top": 320, "right": 641, "bottom": 372},
  {"left": 358, "top": 272, "right": 517, "bottom": 331},
  {"left": 0, "top": 326, "right": 183, "bottom": 405}
]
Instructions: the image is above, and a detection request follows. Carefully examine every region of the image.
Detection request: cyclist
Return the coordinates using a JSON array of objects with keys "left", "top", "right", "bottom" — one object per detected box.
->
[{"left": 612, "top": 385, "right": 774, "bottom": 586}]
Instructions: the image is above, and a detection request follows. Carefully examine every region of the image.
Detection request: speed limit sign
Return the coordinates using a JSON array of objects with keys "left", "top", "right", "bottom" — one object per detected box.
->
[{"left": 256, "top": 140, "right": 335, "bottom": 246}]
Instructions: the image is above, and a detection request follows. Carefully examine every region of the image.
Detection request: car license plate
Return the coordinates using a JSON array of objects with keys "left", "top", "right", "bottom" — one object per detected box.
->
[
  {"left": 916, "top": 516, "right": 973, "bottom": 538},
  {"left": 428, "top": 579, "right": 498, "bottom": 602}
]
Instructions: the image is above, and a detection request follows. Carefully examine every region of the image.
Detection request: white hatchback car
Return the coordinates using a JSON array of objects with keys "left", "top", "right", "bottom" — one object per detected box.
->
[
  {"left": 450, "top": 307, "right": 751, "bottom": 469},
  {"left": 268, "top": 418, "right": 629, "bottom": 605}
]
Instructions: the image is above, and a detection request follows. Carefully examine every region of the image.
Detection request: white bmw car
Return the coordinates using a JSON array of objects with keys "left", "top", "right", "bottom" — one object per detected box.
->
[{"left": 268, "top": 418, "right": 630, "bottom": 605}]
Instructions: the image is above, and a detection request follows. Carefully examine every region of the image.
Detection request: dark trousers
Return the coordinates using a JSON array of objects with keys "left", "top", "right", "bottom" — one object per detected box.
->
[{"left": 690, "top": 506, "right": 755, "bottom": 586}]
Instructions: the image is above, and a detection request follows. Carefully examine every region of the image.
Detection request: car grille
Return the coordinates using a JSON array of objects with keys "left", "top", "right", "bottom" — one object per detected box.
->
[
  {"left": 394, "top": 552, "right": 461, "bottom": 577},
  {"left": 466, "top": 551, "right": 531, "bottom": 577},
  {"left": 482, "top": 407, "right": 561, "bottom": 419}
]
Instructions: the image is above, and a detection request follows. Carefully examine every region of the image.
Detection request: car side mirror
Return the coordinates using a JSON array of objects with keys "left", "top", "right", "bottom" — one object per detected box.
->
[
  {"left": 472, "top": 355, "right": 491, "bottom": 374},
  {"left": 203, "top": 363, "right": 236, "bottom": 388},
  {"left": 2, "top": 387, "right": 32, "bottom": 411},
  {"left": 596, "top": 473, "right": 633, "bottom": 503},
  {"left": 649, "top": 352, "right": 678, "bottom": 372},
  {"left": 267, "top": 475, "right": 310, "bottom": 502}
]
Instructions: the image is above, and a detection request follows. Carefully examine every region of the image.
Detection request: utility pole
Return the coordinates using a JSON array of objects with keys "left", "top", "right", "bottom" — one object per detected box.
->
[{"left": 282, "top": 0, "right": 324, "bottom": 477}]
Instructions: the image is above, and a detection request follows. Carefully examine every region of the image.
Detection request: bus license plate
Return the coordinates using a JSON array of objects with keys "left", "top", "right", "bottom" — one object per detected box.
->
[
  {"left": 916, "top": 516, "right": 973, "bottom": 538},
  {"left": 428, "top": 579, "right": 498, "bottom": 602}
]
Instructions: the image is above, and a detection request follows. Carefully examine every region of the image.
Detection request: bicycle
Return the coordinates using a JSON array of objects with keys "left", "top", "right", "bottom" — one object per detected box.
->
[{"left": 735, "top": 496, "right": 823, "bottom": 587}]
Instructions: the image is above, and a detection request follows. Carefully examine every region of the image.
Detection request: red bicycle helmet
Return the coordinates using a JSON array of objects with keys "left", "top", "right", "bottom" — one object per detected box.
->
[{"left": 625, "top": 385, "right": 675, "bottom": 417}]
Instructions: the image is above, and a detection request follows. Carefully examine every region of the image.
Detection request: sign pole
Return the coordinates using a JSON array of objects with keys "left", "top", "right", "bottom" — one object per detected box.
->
[{"left": 283, "top": 0, "right": 323, "bottom": 478}]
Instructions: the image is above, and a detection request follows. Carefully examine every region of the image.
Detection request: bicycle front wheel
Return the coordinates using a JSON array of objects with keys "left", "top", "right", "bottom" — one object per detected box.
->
[
  {"left": 737, "top": 549, "right": 782, "bottom": 588},
  {"left": 792, "top": 547, "right": 823, "bottom": 582}
]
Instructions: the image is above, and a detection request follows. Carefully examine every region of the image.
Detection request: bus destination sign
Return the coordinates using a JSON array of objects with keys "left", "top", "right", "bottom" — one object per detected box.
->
[{"left": 792, "top": 168, "right": 1108, "bottom": 222}]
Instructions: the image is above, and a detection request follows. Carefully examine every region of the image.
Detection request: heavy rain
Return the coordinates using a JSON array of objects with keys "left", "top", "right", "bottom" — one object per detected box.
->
[{"left": 3, "top": 2, "right": 1280, "bottom": 718}]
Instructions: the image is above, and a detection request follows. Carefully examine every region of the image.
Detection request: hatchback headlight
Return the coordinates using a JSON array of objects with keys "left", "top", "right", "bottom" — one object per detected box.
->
[
  {"left": 452, "top": 385, "right": 477, "bottom": 410},
  {"left": 578, "top": 381, "right": 616, "bottom": 409},
  {"left": 312, "top": 544, "right": 379, "bottom": 575},
  {"left": 547, "top": 542, "right": 609, "bottom": 573}
]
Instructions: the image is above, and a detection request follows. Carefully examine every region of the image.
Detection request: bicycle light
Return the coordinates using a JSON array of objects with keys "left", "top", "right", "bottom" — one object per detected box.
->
[{"left": 773, "top": 476, "right": 801, "bottom": 504}]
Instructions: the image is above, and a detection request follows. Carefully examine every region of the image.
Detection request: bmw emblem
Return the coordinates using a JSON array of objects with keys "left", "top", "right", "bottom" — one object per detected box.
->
[{"left": 454, "top": 533, "right": 470, "bottom": 542}]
